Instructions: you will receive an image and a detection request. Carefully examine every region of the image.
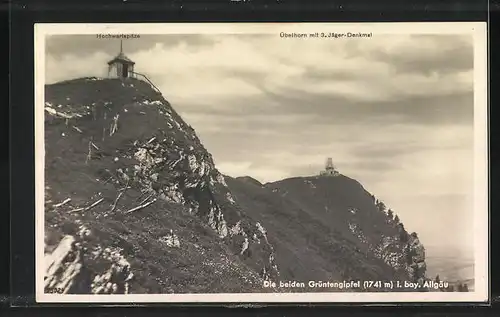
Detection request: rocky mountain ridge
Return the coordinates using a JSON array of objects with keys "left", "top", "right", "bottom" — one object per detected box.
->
[{"left": 43, "top": 77, "right": 429, "bottom": 295}]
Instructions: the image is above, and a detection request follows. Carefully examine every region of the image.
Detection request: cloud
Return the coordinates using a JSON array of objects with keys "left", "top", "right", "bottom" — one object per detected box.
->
[
  {"left": 45, "top": 34, "right": 474, "bottom": 106},
  {"left": 369, "top": 35, "right": 474, "bottom": 76},
  {"left": 216, "top": 161, "right": 291, "bottom": 183},
  {"left": 45, "top": 51, "right": 110, "bottom": 84},
  {"left": 45, "top": 34, "right": 217, "bottom": 59}
]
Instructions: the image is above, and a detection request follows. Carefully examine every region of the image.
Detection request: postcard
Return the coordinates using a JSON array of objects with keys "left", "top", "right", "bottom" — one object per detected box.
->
[{"left": 35, "top": 22, "right": 488, "bottom": 303}]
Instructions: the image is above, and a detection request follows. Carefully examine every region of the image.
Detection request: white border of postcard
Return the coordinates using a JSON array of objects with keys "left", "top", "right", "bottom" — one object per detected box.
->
[{"left": 34, "top": 22, "right": 489, "bottom": 303}]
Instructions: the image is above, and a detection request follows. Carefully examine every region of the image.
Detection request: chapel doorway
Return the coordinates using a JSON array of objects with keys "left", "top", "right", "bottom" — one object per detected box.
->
[{"left": 122, "top": 64, "right": 129, "bottom": 78}]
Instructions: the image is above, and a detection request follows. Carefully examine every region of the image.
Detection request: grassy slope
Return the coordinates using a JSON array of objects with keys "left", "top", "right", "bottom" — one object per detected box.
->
[{"left": 266, "top": 175, "right": 401, "bottom": 252}]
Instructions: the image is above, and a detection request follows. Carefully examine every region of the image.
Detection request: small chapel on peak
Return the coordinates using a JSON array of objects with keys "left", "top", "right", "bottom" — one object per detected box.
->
[{"left": 107, "top": 40, "right": 136, "bottom": 79}]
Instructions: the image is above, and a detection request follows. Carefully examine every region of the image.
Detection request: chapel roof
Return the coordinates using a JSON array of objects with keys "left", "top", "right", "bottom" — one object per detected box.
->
[{"left": 107, "top": 40, "right": 135, "bottom": 65}]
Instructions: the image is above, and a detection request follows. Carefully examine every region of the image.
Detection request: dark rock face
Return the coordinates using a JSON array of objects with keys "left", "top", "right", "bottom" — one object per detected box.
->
[{"left": 43, "top": 77, "right": 428, "bottom": 295}]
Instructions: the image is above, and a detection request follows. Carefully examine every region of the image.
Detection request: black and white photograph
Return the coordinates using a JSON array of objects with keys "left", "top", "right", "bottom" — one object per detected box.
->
[{"left": 35, "top": 23, "right": 488, "bottom": 303}]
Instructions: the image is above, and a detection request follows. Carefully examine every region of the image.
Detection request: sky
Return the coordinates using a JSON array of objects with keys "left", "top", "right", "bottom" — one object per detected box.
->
[{"left": 44, "top": 32, "right": 476, "bottom": 260}]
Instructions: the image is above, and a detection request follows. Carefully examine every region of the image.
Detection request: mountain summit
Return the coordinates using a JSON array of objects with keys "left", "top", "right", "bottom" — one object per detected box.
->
[{"left": 43, "top": 77, "right": 428, "bottom": 294}]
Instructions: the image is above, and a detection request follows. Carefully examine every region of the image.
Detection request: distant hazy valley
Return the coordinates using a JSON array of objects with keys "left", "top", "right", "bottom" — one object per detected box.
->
[{"left": 425, "top": 246, "right": 474, "bottom": 290}]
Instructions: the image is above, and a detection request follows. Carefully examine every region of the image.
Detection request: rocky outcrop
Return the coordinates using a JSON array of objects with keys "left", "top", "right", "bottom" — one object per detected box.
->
[
  {"left": 404, "top": 234, "right": 427, "bottom": 284},
  {"left": 44, "top": 231, "right": 134, "bottom": 295},
  {"left": 45, "top": 235, "right": 85, "bottom": 294},
  {"left": 370, "top": 231, "right": 427, "bottom": 285}
]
